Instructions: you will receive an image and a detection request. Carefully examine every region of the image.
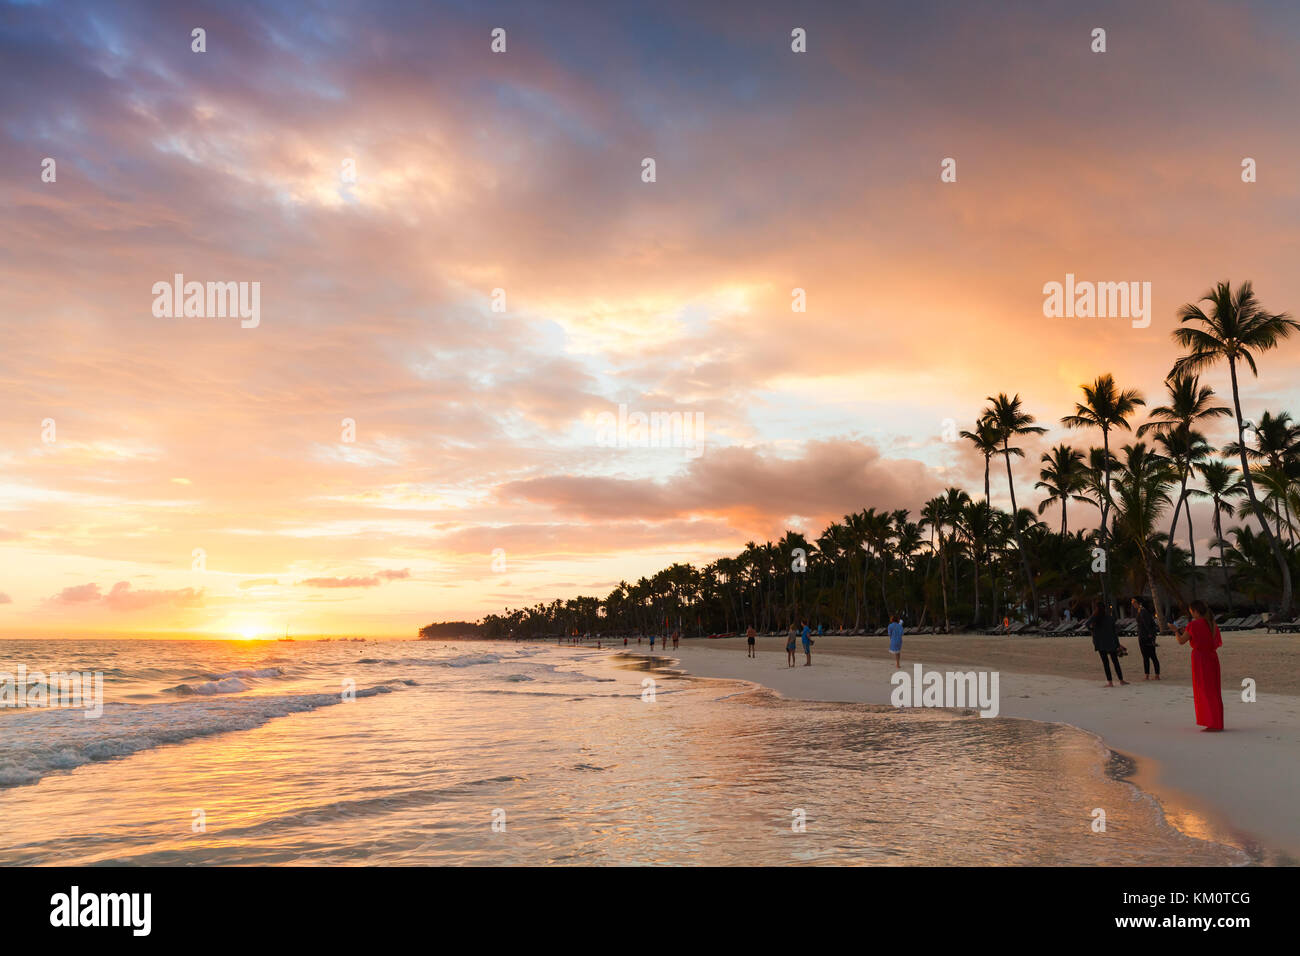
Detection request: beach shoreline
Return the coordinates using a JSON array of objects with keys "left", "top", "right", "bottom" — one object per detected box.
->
[{"left": 622, "top": 633, "right": 1300, "bottom": 864}]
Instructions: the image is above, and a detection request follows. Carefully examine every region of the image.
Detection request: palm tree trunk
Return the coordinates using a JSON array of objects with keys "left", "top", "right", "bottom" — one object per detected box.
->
[
  {"left": 1099, "top": 428, "right": 1114, "bottom": 605},
  {"left": 939, "top": 534, "right": 950, "bottom": 631},
  {"left": 1215, "top": 503, "right": 1235, "bottom": 613},
  {"left": 1141, "top": 546, "right": 1169, "bottom": 634},
  {"left": 1229, "top": 357, "right": 1293, "bottom": 613},
  {"left": 1003, "top": 444, "right": 1039, "bottom": 621}
]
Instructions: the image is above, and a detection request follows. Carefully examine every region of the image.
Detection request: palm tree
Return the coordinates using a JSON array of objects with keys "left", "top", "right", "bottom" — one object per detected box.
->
[
  {"left": 1171, "top": 280, "right": 1300, "bottom": 612},
  {"left": 1112, "top": 442, "right": 1177, "bottom": 631},
  {"left": 1225, "top": 410, "right": 1300, "bottom": 542},
  {"left": 1061, "top": 374, "right": 1146, "bottom": 602},
  {"left": 959, "top": 417, "right": 1002, "bottom": 502},
  {"left": 983, "top": 393, "right": 1046, "bottom": 619},
  {"left": 958, "top": 497, "right": 995, "bottom": 625},
  {"left": 1153, "top": 427, "right": 1212, "bottom": 590},
  {"left": 1035, "top": 444, "right": 1090, "bottom": 534},
  {"left": 1137, "top": 373, "right": 1231, "bottom": 579}
]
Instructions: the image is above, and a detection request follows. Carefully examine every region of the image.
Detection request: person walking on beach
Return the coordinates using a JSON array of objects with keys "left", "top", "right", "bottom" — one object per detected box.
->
[
  {"left": 1131, "top": 597, "right": 1160, "bottom": 680},
  {"left": 1087, "top": 599, "right": 1127, "bottom": 687},
  {"left": 1176, "top": 600, "right": 1224, "bottom": 731},
  {"left": 800, "top": 619, "right": 813, "bottom": 666},
  {"left": 746, "top": 625, "right": 756, "bottom": 658},
  {"left": 649, "top": 633, "right": 656, "bottom": 651},
  {"left": 887, "top": 614, "right": 904, "bottom": 669},
  {"left": 785, "top": 626, "right": 797, "bottom": 667}
]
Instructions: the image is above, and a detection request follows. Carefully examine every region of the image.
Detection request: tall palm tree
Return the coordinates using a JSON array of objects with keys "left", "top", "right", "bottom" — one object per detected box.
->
[
  {"left": 984, "top": 393, "right": 1046, "bottom": 619},
  {"left": 959, "top": 417, "right": 1002, "bottom": 502},
  {"left": 1061, "top": 374, "right": 1146, "bottom": 602},
  {"left": 1137, "top": 373, "right": 1231, "bottom": 577},
  {"left": 1035, "top": 444, "right": 1090, "bottom": 534},
  {"left": 1171, "top": 280, "right": 1300, "bottom": 613},
  {"left": 1153, "top": 427, "right": 1212, "bottom": 590}
]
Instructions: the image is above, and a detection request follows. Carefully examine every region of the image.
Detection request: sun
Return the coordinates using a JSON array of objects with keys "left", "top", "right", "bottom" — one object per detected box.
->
[{"left": 240, "top": 626, "right": 260, "bottom": 640}]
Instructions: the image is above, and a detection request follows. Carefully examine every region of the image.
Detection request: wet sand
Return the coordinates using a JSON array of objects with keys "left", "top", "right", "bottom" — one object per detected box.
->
[{"left": 650, "top": 631, "right": 1300, "bottom": 863}]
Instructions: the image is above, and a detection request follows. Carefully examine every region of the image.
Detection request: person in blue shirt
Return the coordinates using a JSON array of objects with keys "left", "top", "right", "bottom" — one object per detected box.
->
[
  {"left": 887, "top": 615, "right": 904, "bottom": 669},
  {"left": 800, "top": 620, "right": 813, "bottom": 666}
]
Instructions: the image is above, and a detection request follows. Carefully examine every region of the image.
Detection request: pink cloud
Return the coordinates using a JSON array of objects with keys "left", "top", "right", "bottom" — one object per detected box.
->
[{"left": 299, "top": 569, "right": 411, "bottom": 589}]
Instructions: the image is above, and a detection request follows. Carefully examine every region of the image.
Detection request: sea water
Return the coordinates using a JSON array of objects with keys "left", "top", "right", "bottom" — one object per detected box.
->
[{"left": 0, "top": 639, "right": 1247, "bottom": 866}]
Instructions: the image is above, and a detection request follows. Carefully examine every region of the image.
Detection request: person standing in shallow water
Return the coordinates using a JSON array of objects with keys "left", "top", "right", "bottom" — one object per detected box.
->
[
  {"left": 1087, "top": 599, "right": 1127, "bottom": 687},
  {"left": 1131, "top": 596, "right": 1160, "bottom": 680},
  {"left": 1177, "top": 600, "right": 1224, "bottom": 731},
  {"left": 887, "top": 614, "right": 903, "bottom": 669}
]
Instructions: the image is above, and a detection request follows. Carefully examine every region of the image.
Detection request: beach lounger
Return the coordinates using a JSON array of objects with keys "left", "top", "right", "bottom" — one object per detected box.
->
[{"left": 1238, "top": 613, "right": 1263, "bottom": 630}]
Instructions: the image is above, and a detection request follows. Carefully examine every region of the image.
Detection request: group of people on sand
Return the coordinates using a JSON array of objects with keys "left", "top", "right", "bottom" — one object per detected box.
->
[
  {"left": 743, "top": 618, "right": 905, "bottom": 669},
  {"left": 736, "top": 600, "right": 1225, "bottom": 734},
  {"left": 1085, "top": 597, "right": 1224, "bottom": 732},
  {"left": 643, "top": 630, "right": 680, "bottom": 652},
  {"left": 743, "top": 622, "right": 815, "bottom": 666}
]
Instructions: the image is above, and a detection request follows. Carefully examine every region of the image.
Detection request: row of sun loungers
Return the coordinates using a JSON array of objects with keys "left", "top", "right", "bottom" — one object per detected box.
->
[
  {"left": 980, "top": 612, "right": 1276, "bottom": 637},
  {"left": 754, "top": 611, "right": 1285, "bottom": 640}
]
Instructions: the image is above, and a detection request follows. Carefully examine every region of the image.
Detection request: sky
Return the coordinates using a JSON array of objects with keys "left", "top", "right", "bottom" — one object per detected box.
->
[{"left": 3, "top": 0, "right": 1300, "bottom": 637}]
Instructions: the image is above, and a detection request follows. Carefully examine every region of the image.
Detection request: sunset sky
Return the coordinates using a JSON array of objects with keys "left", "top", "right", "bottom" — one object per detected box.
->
[{"left": 3, "top": 0, "right": 1300, "bottom": 637}]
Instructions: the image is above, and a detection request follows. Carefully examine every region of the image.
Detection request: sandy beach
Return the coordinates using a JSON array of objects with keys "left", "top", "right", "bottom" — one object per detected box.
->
[{"left": 650, "top": 631, "right": 1300, "bottom": 863}]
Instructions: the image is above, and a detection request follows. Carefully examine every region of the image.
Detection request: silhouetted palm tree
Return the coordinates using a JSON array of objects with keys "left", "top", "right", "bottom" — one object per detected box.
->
[
  {"left": 983, "top": 393, "right": 1046, "bottom": 619},
  {"left": 959, "top": 416, "right": 1002, "bottom": 502},
  {"left": 1112, "top": 443, "right": 1177, "bottom": 630},
  {"left": 1172, "top": 280, "right": 1300, "bottom": 612},
  {"left": 1035, "top": 444, "right": 1090, "bottom": 535},
  {"left": 1061, "top": 374, "right": 1145, "bottom": 602}
]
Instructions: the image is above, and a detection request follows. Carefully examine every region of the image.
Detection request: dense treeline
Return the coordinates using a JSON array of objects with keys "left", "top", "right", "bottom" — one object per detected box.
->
[
  {"left": 418, "top": 621, "right": 481, "bottom": 638},
  {"left": 438, "top": 282, "right": 1300, "bottom": 640}
]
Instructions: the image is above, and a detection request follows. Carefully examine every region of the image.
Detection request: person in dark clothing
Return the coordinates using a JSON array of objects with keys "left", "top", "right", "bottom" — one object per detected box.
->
[
  {"left": 1087, "top": 599, "right": 1127, "bottom": 687},
  {"left": 1131, "top": 597, "right": 1161, "bottom": 680}
]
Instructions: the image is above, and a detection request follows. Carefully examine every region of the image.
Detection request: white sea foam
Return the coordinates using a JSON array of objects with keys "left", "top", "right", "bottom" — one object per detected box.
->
[
  {"left": 0, "top": 685, "right": 396, "bottom": 788},
  {"left": 167, "top": 666, "right": 286, "bottom": 696}
]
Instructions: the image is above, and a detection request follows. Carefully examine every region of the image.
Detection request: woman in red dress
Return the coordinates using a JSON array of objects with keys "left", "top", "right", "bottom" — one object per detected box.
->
[{"left": 1175, "top": 600, "right": 1223, "bottom": 731}]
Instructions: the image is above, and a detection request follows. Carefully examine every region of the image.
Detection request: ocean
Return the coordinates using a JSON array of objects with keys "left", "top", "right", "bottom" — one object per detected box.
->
[{"left": 0, "top": 639, "right": 1248, "bottom": 865}]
